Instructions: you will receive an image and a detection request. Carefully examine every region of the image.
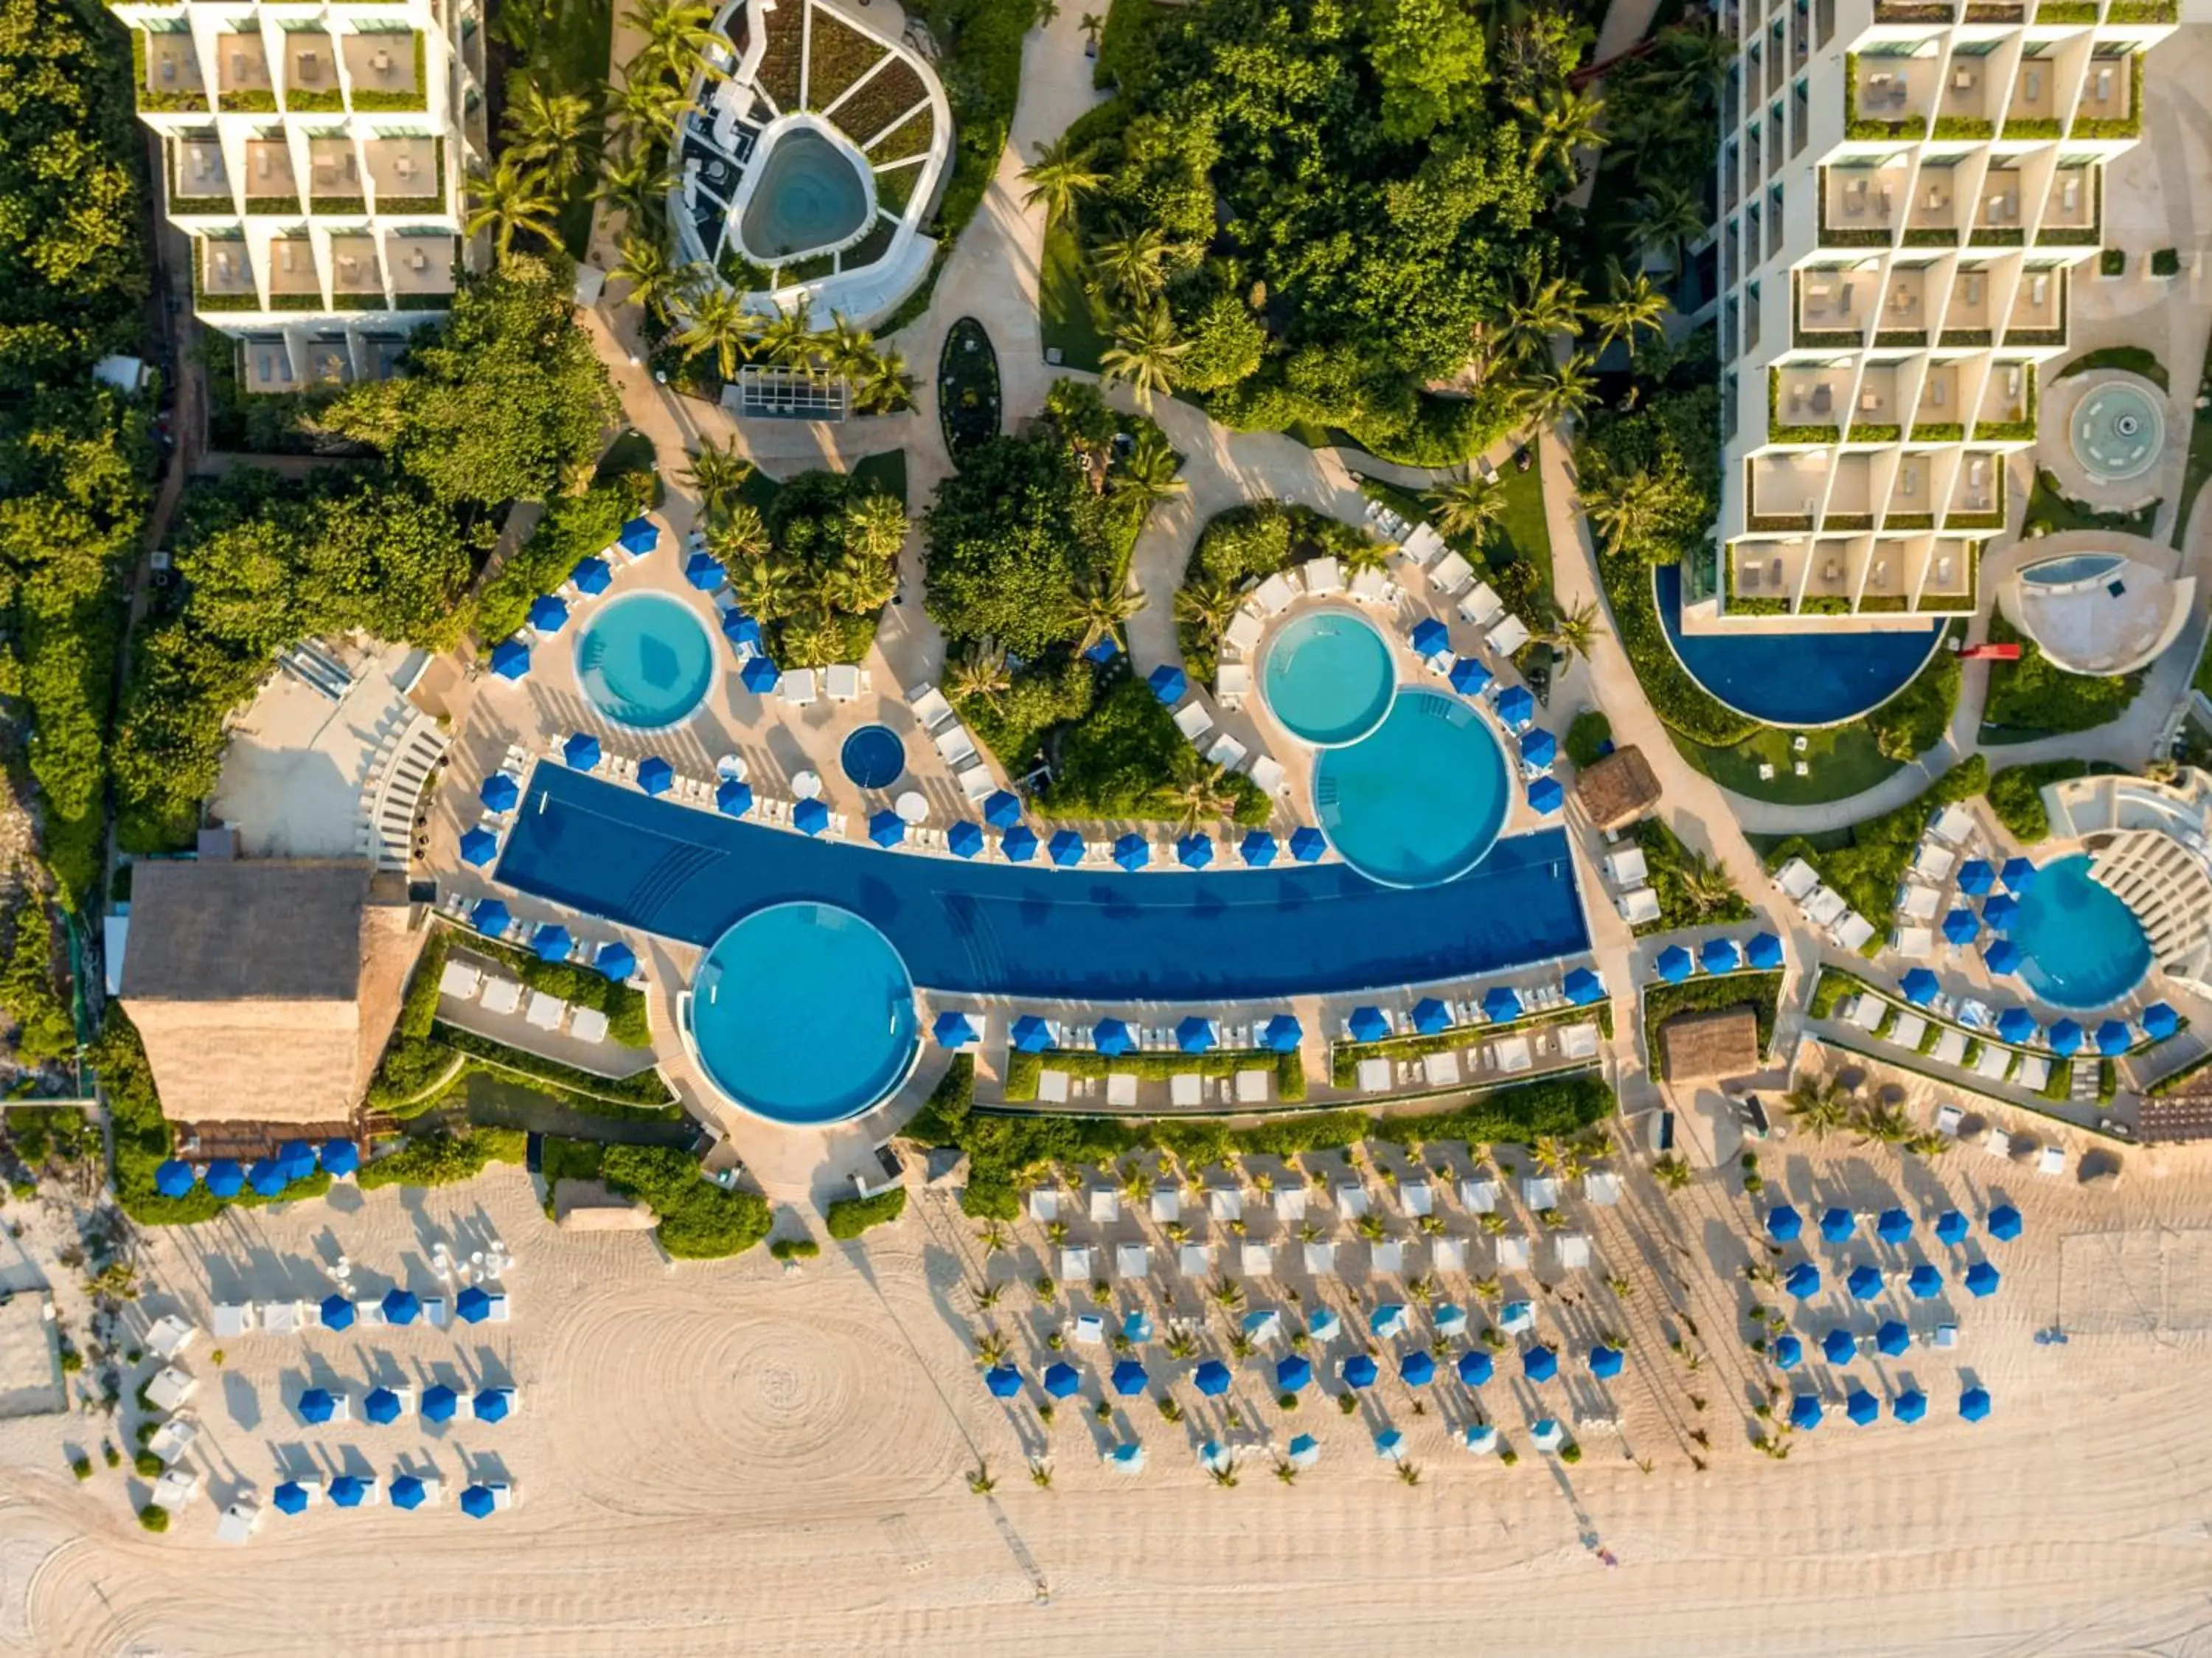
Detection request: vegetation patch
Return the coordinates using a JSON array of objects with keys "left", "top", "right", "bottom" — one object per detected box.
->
[
  {"left": 1763, "top": 757, "right": 1989, "bottom": 946},
  {"left": 600, "top": 1145, "right": 771, "bottom": 1258},
  {"left": 805, "top": 8, "right": 889, "bottom": 113},
  {"left": 2053, "top": 345, "right": 2168, "bottom": 393},
  {"left": 1986, "top": 759, "right": 2093, "bottom": 843},
  {"left": 1175, "top": 502, "right": 1374, "bottom": 682},
  {"left": 358, "top": 1128, "right": 527, "bottom": 1191},
  {"left": 1979, "top": 612, "right": 2141, "bottom": 743},
  {"left": 936, "top": 317, "right": 1001, "bottom": 456},
  {"left": 824, "top": 1186, "right": 907, "bottom": 1238},
  {"left": 1037, "top": 675, "right": 1267, "bottom": 825},
  {"left": 830, "top": 58, "right": 926, "bottom": 148},
  {"left": 1627, "top": 819, "right": 1754, "bottom": 935},
  {"left": 2022, "top": 467, "right": 2159, "bottom": 538}
]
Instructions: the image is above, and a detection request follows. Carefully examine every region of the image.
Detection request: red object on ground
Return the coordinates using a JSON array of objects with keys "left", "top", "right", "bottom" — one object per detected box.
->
[{"left": 1958, "top": 644, "right": 2023, "bottom": 661}]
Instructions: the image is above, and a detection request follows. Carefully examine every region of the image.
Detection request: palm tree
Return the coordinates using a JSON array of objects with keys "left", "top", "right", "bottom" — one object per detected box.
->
[
  {"left": 1650, "top": 1154, "right": 1693, "bottom": 1193},
  {"left": 1517, "top": 85, "right": 1606, "bottom": 177},
  {"left": 1854, "top": 1099, "right": 1915, "bottom": 1147},
  {"left": 1784, "top": 1072, "right": 1854, "bottom": 1140},
  {"left": 1354, "top": 1212, "right": 1387, "bottom": 1244},
  {"left": 818, "top": 313, "right": 877, "bottom": 381},
  {"left": 1162, "top": 1327, "right": 1198, "bottom": 1361},
  {"left": 1579, "top": 465, "right": 1671, "bottom": 558},
  {"left": 1062, "top": 569, "right": 1144, "bottom": 654},
  {"left": 732, "top": 553, "right": 798, "bottom": 622},
  {"left": 1079, "top": 10, "right": 1104, "bottom": 49},
  {"left": 1514, "top": 353, "right": 1600, "bottom": 431},
  {"left": 1472, "top": 1274, "right": 1501, "bottom": 1302},
  {"left": 1425, "top": 475, "right": 1506, "bottom": 545},
  {"left": 465, "top": 156, "right": 557, "bottom": 260},
  {"left": 1273, "top": 1460, "right": 1298, "bottom": 1486},
  {"left": 1164, "top": 761, "right": 1239, "bottom": 835},
  {"left": 824, "top": 547, "right": 897, "bottom": 616},
  {"left": 625, "top": 0, "right": 722, "bottom": 86},
  {"left": 611, "top": 232, "right": 680, "bottom": 320},
  {"left": 1500, "top": 275, "right": 1588, "bottom": 368},
  {"left": 675, "top": 284, "right": 760, "bottom": 381},
  {"left": 504, "top": 86, "right": 601, "bottom": 190},
  {"left": 1544, "top": 600, "right": 1604, "bottom": 664},
  {"left": 1102, "top": 306, "right": 1186, "bottom": 412},
  {"left": 1208, "top": 1464, "right": 1240, "bottom": 1489},
  {"left": 1627, "top": 179, "right": 1706, "bottom": 280},
  {"left": 973, "top": 1329, "right": 1010, "bottom": 1367},
  {"left": 779, "top": 608, "right": 840, "bottom": 667},
  {"left": 1396, "top": 1461, "right": 1422, "bottom": 1486},
  {"left": 1173, "top": 577, "right": 1239, "bottom": 649},
  {"left": 971, "top": 1280, "right": 1004, "bottom": 1311},
  {"left": 1657, "top": 20, "right": 1737, "bottom": 91},
  {"left": 1675, "top": 848, "right": 1739, "bottom": 918},
  {"left": 1208, "top": 1277, "right": 1245, "bottom": 1314},
  {"left": 967, "top": 1462, "right": 997, "bottom": 1495},
  {"left": 681, "top": 437, "right": 755, "bottom": 523},
  {"left": 758, "top": 301, "right": 818, "bottom": 372},
  {"left": 843, "top": 493, "right": 909, "bottom": 561},
  {"left": 611, "top": 70, "right": 692, "bottom": 148},
  {"left": 976, "top": 1220, "right": 1011, "bottom": 1255},
  {"left": 1020, "top": 135, "right": 1105, "bottom": 227},
  {"left": 1028, "top": 1458, "right": 1053, "bottom": 1488},
  {"left": 947, "top": 639, "right": 1012, "bottom": 710},
  {"left": 849, "top": 350, "right": 914, "bottom": 414},
  {"left": 1588, "top": 272, "right": 1671, "bottom": 359},
  {"left": 1089, "top": 223, "right": 1172, "bottom": 305},
  {"left": 1110, "top": 427, "right": 1186, "bottom": 510},
  {"left": 710, "top": 502, "right": 771, "bottom": 563}
]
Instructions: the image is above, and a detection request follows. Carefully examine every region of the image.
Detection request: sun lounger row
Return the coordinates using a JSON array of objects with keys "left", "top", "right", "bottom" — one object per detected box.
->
[
  {"left": 291, "top": 1381, "right": 519, "bottom": 1426},
  {"left": 211, "top": 1288, "right": 509, "bottom": 1339},
  {"left": 1051, "top": 1228, "right": 1593, "bottom": 1283},
  {"left": 270, "top": 1472, "right": 515, "bottom": 1519},
  {"left": 1775, "top": 856, "right": 1875, "bottom": 952}
]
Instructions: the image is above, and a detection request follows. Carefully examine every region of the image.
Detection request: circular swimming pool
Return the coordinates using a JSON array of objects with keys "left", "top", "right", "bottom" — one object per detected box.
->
[
  {"left": 689, "top": 903, "right": 919, "bottom": 1125},
  {"left": 2070, "top": 381, "right": 2166, "bottom": 484},
  {"left": 2007, "top": 853, "right": 2152, "bottom": 1010},
  {"left": 1262, "top": 608, "right": 1396, "bottom": 746},
  {"left": 841, "top": 724, "right": 905, "bottom": 791},
  {"left": 574, "top": 591, "right": 714, "bottom": 729},
  {"left": 1312, "top": 690, "right": 1509, "bottom": 887}
]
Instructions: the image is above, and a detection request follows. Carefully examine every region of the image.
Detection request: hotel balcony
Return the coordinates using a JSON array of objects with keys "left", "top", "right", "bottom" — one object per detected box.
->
[
  {"left": 1846, "top": 364, "right": 1905, "bottom": 438},
  {"left": 1823, "top": 165, "right": 1900, "bottom": 248},
  {"left": 299, "top": 337, "right": 356, "bottom": 386},
  {"left": 1914, "top": 362, "right": 1966, "bottom": 434},
  {"left": 1874, "top": 266, "right": 1930, "bottom": 345},
  {"left": 1801, "top": 535, "right": 1867, "bottom": 609},
  {"left": 1797, "top": 268, "right": 1872, "bottom": 346},
  {"left": 284, "top": 32, "right": 344, "bottom": 112},
  {"left": 197, "top": 238, "right": 258, "bottom": 309},
  {"left": 242, "top": 336, "right": 300, "bottom": 392},
  {"left": 1773, "top": 364, "right": 1851, "bottom": 441},
  {"left": 307, "top": 136, "right": 365, "bottom": 213},
  {"left": 2038, "top": 166, "right": 2098, "bottom": 245},
  {"left": 243, "top": 138, "right": 300, "bottom": 214},
  {"left": 1972, "top": 168, "right": 2026, "bottom": 246},
  {"left": 1918, "top": 538, "right": 1978, "bottom": 609},
  {"left": 1933, "top": 56, "right": 1997, "bottom": 138},
  {"left": 2003, "top": 54, "right": 2065, "bottom": 136},
  {"left": 1859, "top": 538, "right": 1918, "bottom": 606},
  {"left": 2073, "top": 54, "right": 2140, "bottom": 138},
  {"left": 1941, "top": 263, "right": 1997, "bottom": 342},
  {"left": 1731, "top": 538, "right": 1813, "bottom": 609},
  {"left": 1747, "top": 451, "right": 1835, "bottom": 532},
  {"left": 1975, "top": 360, "right": 2034, "bottom": 437},
  {"left": 268, "top": 235, "right": 323, "bottom": 308},
  {"left": 1848, "top": 55, "right": 1935, "bottom": 138},
  {"left": 217, "top": 32, "right": 275, "bottom": 113},
  {"left": 344, "top": 32, "right": 425, "bottom": 111},
  {"left": 386, "top": 231, "right": 457, "bottom": 307},
  {"left": 2005, "top": 266, "right": 2065, "bottom": 343},
  {"left": 139, "top": 30, "right": 207, "bottom": 113},
  {"left": 330, "top": 235, "right": 386, "bottom": 308},
  {"left": 365, "top": 136, "right": 444, "bottom": 210},
  {"left": 1885, "top": 453, "right": 1938, "bottom": 524},
  {"left": 1947, "top": 451, "right": 2003, "bottom": 527},
  {"left": 170, "top": 136, "right": 231, "bottom": 213},
  {"left": 1905, "top": 165, "right": 1962, "bottom": 245}
]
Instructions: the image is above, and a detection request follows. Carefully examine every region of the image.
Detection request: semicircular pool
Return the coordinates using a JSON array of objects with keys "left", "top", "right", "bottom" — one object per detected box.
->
[
  {"left": 1313, "top": 690, "right": 1509, "bottom": 888},
  {"left": 574, "top": 590, "right": 714, "bottom": 729},
  {"left": 689, "top": 902, "right": 919, "bottom": 1125},
  {"left": 1262, "top": 608, "right": 1396, "bottom": 746},
  {"left": 2008, "top": 853, "right": 2152, "bottom": 1010}
]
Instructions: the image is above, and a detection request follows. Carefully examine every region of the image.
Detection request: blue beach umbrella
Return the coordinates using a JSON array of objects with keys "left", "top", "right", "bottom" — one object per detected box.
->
[
  {"left": 1410, "top": 618, "right": 1451, "bottom": 660},
  {"left": 456, "top": 1286, "right": 495, "bottom": 1324},
  {"left": 383, "top": 1288, "right": 422, "bottom": 1325},
  {"left": 274, "top": 1482, "right": 310, "bottom": 1516},
  {"left": 204, "top": 1159, "right": 244, "bottom": 1199},
  {"left": 1411, "top": 996, "right": 1452, "bottom": 1034},
  {"left": 1901, "top": 968, "right": 1940, "bottom": 1007},
  {"left": 1177, "top": 1016, "right": 1217, "bottom": 1055},
  {"left": 740, "top": 654, "right": 782, "bottom": 694},
  {"left": 2143, "top": 1002, "right": 2180, "bottom": 1041},
  {"left": 617, "top": 516, "right": 658, "bottom": 555},
  {"left": 1906, "top": 1264, "right": 1944, "bottom": 1300},
  {"left": 684, "top": 550, "right": 724, "bottom": 590},
  {"left": 2001, "top": 856, "right": 2037, "bottom": 892},
  {"left": 1449, "top": 656, "right": 1494, "bottom": 696},
  {"left": 1043, "top": 1361, "right": 1082, "bottom": 1398},
  {"left": 330, "top": 1475, "right": 369, "bottom": 1509},
  {"left": 1655, "top": 946, "right": 1694, "bottom": 984},
  {"left": 1942, "top": 908, "right": 1980, "bottom": 946},
  {"left": 1010, "top": 1015, "right": 1053, "bottom": 1053},
  {"left": 1520, "top": 726, "right": 1557, "bottom": 770},
  {"left": 527, "top": 594, "right": 569, "bottom": 634},
  {"left": 563, "top": 732, "right": 601, "bottom": 771},
  {"left": 947, "top": 821, "right": 984, "bottom": 859},
  {"left": 1147, "top": 664, "right": 1187, "bottom": 704},
  {"left": 1984, "top": 939, "right": 2023, "bottom": 976},
  {"left": 1093, "top": 1018, "right": 1135, "bottom": 1056},
  {"left": 1964, "top": 1260, "right": 2000, "bottom": 1298},
  {"left": 1239, "top": 830, "right": 1277, "bottom": 867},
  {"left": 1523, "top": 1344, "right": 1559, "bottom": 1383},
  {"left": 1176, "top": 833, "right": 1214, "bottom": 870},
  {"left": 1846, "top": 1265, "right": 1884, "bottom": 1301},
  {"left": 154, "top": 1159, "right": 195, "bottom": 1199},
  {"left": 1276, "top": 1355, "right": 1315, "bottom": 1392},
  {"left": 1375, "top": 1429, "right": 1407, "bottom": 1460},
  {"left": 421, "top": 1384, "right": 459, "bottom": 1423},
  {"left": 532, "top": 923, "right": 572, "bottom": 962},
  {"left": 1048, "top": 829, "right": 1085, "bottom": 867},
  {"left": 1746, "top": 932, "right": 1784, "bottom": 969},
  {"left": 459, "top": 827, "right": 499, "bottom": 867},
  {"left": 1349, "top": 1005, "right": 1391, "bottom": 1043},
  {"left": 364, "top": 1387, "right": 403, "bottom": 1425},
  {"left": 1084, "top": 636, "right": 1121, "bottom": 664},
  {"left": 1987, "top": 1204, "right": 2023, "bottom": 1241},
  {"left": 869, "top": 809, "right": 905, "bottom": 847},
  {"left": 1110, "top": 1359, "right": 1149, "bottom": 1398},
  {"left": 596, "top": 940, "right": 636, "bottom": 982},
  {"left": 470, "top": 898, "right": 511, "bottom": 936},
  {"left": 1893, "top": 1388, "right": 1928, "bottom": 1423},
  {"left": 319, "top": 1293, "right": 355, "bottom": 1332},
  {"left": 1495, "top": 685, "right": 1536, "bottom": 729},
  {"left": 1823, "top": 1326, "right": 1858, "bottom": 1365},
  {"left": 480, "top": 772, "right": 521, "bottom": 813},
  {"left": 933, "top": 1010, "right": 978, "bottom": 1050},
  {"left": 1192, "top": 1359, "right": 1232, "bottom": 1397},
  {"left": 276, "top": 1138, "right": 316, "bottom": 1179},
  {"left": 1000, "top": 825, "right": 1039, "bottom": 862},
  {"left": 1773, "top": 1334, "right": 1804, "bottom": 1370},
  {"left": 1982, "top": 894, "right": 2020, "bottom": 931},
  {"left": 1784, "top": 1263, "right": 1823, "bottom": 1299},
  {"left": 1455, "top": 1350, "right": 1493, "bottom": 1387},
  {"left": 1341, "top": 1353, "right": 1380, "bottom": 1390},
  {"left": 1765, "top": 1204, "right": 1803, "bottom": 1243},
  {"left": 793, "top": 798, "right": 830, "bottom": 836},
  {"left": 248, "top": 1159, "right": 288, "bottom": 1198},
  {"left": 568, "top": 555, "right": 612, "bottom": 595},
  {"left": 1700, "top": 937, "right": 1742, "bottom": 976},
  {"left": 1113, "top": 833, "right": 1150, "bottom": 871},
  {"left": 721, "top": 611, "right": 762, "bottom": 651},
  {"left": 1399, "top": 1350, "right": 1436, "bottom": 1387},
  {"left": 1368, "top": 1305, "right": 1408, "bottom": 1339},
  {"left": 1289, "top": 827, "right": 1328, "bottom": 863},
  {"left": 1875, "top": 1319, "right": 1910, "bottom": 1357},
  {"left": 1789, "top": 1394, "right": 1823, "bottom": 1432},
  {"left": 1563, "top": 967, "right": 1604, "bottom": 1005},
  {"left": 1526, "top": 776, "right": 1565, "bottom": 816},
  {"left": 984, "top": 791, "right": 1023, "bottom": 829},
  {"left": 2096, "top": 1019, "right": 2133, "bottom": 1057},
  {"left": 1960, "top": 1386, "right": 1992, "bottom": 1422},
  {"left": 1996, "top": 1006, "right": 2037, "bottom": 1044},
  {"left": 633, "top": 756, "right": 673, "bottom": 797},
  {"left": 1820, "top": 1207, "right": 1857, "bottom": 1244},
  {"left": 460, "top": 1485, "right": 498, "bottom": 1519},
  {"left": 1262, "top": 1014, "right": 1303, "bottom": 1052},
  {"left": 1482, "top": 985, "right": 1524, "bottom": 1022},
  {"left": 1846, "top": 1387, "right": 1880, "bottom": 1426},
  {"left": 473, "top": 1388, "right": 512, "bottom": 1423},
  {"left": 1956, "top": 859, "right": 1995, "bottom": 897},
  {"left": 490, "top": 639, "right": 531, "bottom": 680},
  {"left": 1877, "top": 1208, "right": 1913, "bottom": 1245},
  {"left": 1934, "top": 1210, "right": 1969, "bottom": 1246},
  {"left": 1589, "top": 1345, "right": 1624, "bottom": 1380},
  {"left": 298, "top": 1388, "right": 338, "bottom": 1425},
  {"left": 389, "top": 1474, "right": 429, "bottom": 1510},
  {"left": 984, "top": 1364, "right": 1022, "bottom": 1400},
  {"left": 2048, "top": 1019, "right": 2084, "bottom": 1057}
]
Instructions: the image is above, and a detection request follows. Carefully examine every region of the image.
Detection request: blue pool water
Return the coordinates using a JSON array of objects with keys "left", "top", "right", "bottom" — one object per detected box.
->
[
  {"left": 494, "top": 765, "right": 1590, "bottom": 1002},
  {"left": 574, "top": 592, "right": 714, "bottom": 729},
  {"left": 740, "top": 128, "right": 869, "bottom": 260},
  {"left": 2008, "top": 853, "right": 2151, "bottom": 1010},
  {"left": 1313, "top": 691, "right": 1509, "bottom": 888},
  {"left": 840, "top": 724, "right": 905, "bottom": 790},
  {"left": 689, "top": 902, "right": 919, "bottom": 1124},
  {"left": 1262, "top": 609, "right": 1396, "bottom": 746},
  {"left": 2021, "top": 553, "right": 2124, "bottom": 588},
  {"left": 1655, "top": 565, "right": 1945, "bottom": 727}
]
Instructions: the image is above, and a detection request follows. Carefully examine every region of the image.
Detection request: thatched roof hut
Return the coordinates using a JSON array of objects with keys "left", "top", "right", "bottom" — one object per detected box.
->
[
  {"left": 119, "top": 861, "right": 424, "bottom": 1125},
  {"left": 1576, "top": 746, "right": 1662, "bottom": 833},
  {"left": 1660, "top": 1006, "right": 1761, "bottom": 1082}
]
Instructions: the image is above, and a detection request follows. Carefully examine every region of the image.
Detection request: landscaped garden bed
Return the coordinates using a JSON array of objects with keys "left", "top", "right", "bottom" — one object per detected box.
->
[{"left": 936, "top": 316, "right": 1001, "bottom": 456}]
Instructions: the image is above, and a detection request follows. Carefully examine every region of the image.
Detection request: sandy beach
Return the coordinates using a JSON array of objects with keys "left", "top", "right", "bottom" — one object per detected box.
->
[{"left": 5, "top": 1090, "right": 2212, "bottom": 1658}]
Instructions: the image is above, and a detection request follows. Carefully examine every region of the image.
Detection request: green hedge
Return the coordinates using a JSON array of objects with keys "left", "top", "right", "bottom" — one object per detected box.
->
[
  {"left": 1986, "top": 759, "right": 2088, "bottom": 842},
  {"left": 1641, "top": 971, "right": 1783, "bottom": 1081},
  {"left": 358, "top": 1127, "right": 526, "bottom": 1190},
  {"left": 601, "top": 1145, "right": 771, "bottom": 1258},
  {"left": 1980, "top": 612, "right": 2142, "bottom": 741},
  {"left": 1003, "top": 1045, "right": 1304, "bottom": 1102},
  {"left": 431, "top": 1025, "right": 680, "bottom": 1113},
  {"left": 824, "top": 1186, "right": 908, "bottom": 1239}
]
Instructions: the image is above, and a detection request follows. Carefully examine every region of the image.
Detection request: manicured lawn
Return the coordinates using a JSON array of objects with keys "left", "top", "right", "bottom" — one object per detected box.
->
[
  {"left": 1680, "top": 721, "right": 1904, "bottom": 806},
  {"left": 1039, "top": 220, "right": 1111, "bottom": 374},
  {"left": 2175, "top": 338, "right": 2212, "bottom": 550},
  {"left": 1492, "top": 457, "right": 1553, "bottom": 608},
  {"left": 1979, "top": 612, "right": 2143, "bottom": 744},
  {"left": 513, "top": 0, "right": 615, "bottom": 259},
  {"left": 2022, "top": 467, "right": 2158, "bottom": 538},
  {"left": 849, "top": 448, "right": 908, "bottom": 507}
]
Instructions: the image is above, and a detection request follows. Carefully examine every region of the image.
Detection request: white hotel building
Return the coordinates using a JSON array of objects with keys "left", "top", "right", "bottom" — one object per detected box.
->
[
  {"left": 112, "top": 0, "right": 485, "bottom": 391},
  {"left": 1713, "top": 0, "right": 2183, "bottom": 627}
]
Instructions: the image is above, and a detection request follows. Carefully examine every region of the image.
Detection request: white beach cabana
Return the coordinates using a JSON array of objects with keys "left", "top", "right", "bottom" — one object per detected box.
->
[
  {"left": 1239, "top": 1244, "right": 1274, "bottom": 1277},
  {"left": 1488, "top": 614, "right": 1531, "bottom": 656},
  {"left": 1497, "top": 1235, "right": 1531, "bottom": 1272},
  {"left": 1431, "top": 1237, "right": 1466, "bottom": 1273},
  {"left": 1357, "top": 1057, "right": 1392, "bottom": 1092},
  {"left": 1116, "top": 1244, "right": 1150, "bottom": 1279},
  {"left": 1617, "top": 888, "right": 1663, "bottom": 925},
  {"left": 1149, "top": 1185, "right": 1180, "bottom": 1222},
  {"left": 1337, "top": 1183, "right": 1370, "bottom": 1218},
  {"left": 1178, "top": 1244, "right": 1212, "bottom": 1276},
  {"left": 1458, "top": 1178, "right": 1498, "bottom": 1213}
]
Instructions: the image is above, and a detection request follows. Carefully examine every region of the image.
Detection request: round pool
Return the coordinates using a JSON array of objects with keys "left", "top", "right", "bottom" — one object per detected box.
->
[
  {"left": 689, "top": 903, "right": 919, "bottom": 1125},
  {"left": 1312, "top": 690, "right": 1509, "bottom": 888},
  {"left": 2008, "top": 853, "right": 2152, "bottom": 1010},
  {"left": 574, "top": 591, "right": 714, "bottom": 729},
  {"left": 740, "top": 126, "right": 871, "bottom": 260},
  {"left": 1261, "top": 609, "right": 1396, "bottom": 746},
  {"left": 2070, "top": 381, "right": 2166, "bottom": 484},
  {"left": 841, "top": 724, "right": 905, "bottom": 791}
]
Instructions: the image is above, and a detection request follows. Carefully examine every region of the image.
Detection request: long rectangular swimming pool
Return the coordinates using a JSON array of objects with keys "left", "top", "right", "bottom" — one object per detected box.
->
[{"left": 493, "top": 766, "right": 1592, "bottom": 1002}]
